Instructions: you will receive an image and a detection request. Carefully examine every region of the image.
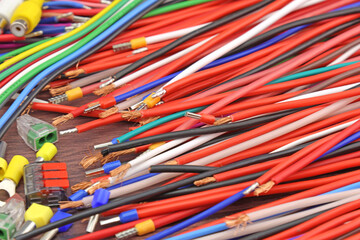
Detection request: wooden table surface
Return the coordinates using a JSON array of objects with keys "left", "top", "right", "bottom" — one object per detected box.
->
[{"left": 1, "top": 92, "right": 285, "bottom": 240}]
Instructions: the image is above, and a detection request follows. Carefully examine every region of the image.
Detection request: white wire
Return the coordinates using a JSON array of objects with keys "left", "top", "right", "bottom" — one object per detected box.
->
[
  {"left": 113, "top": 36, "right": 215, "bottom": 88},
  {"left": 146, "top": 23, "right": 210, "bottom": 45},
  {"left": 183, "top": 97, "right": 358, "bottom": 169},
  {"left": 0, "top": 44, "right": 73, "bottom": 95},
  {"left": 120, "top": 132, "right": 224, "bottom": 180},
  {"left": 272, "top": 119, "right": 358, "bottom": 153},
  {"left": 195, "top": 192, "right": 360, "bottom": 240},
  {"left": 328, "top": 43, "right": 360, "bottom": 66},
  {"left": 154, "top": 0, "right": 309, "bottom": 96}
]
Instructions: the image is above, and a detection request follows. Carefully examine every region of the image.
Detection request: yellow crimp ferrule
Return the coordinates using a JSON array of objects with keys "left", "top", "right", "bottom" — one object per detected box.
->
[
  {"left": 1, "top": 0, "right": 122, "bottom": 71},
  {"left": 0, "top": 157, "right": 7, "bottom": 181},
  {"left": 4, "top": 155, "right": 29, "bottom": 185},
  {"left": 36, "top": 142, "right": 57, "bottom": 161},
  {"left": 11, "top": 0, "right": 45, "bottom": 34},
  {"left": 135, "top": 219, "right": 156, "bottom": 236},
  {"left": 143, "top": 93, "right": 161, "bottom": 108},
  {"left": 66, "top": 87, "right": 83, "bottom": 101},
  {"left": 149, "top": 142, "right": 165, "bottom": 150},
  {"left": 130, "top": 37, "right": 147, "bottom": 50},
  {"left": 25, "top": 203, "right": 53, "bottom": 227}
]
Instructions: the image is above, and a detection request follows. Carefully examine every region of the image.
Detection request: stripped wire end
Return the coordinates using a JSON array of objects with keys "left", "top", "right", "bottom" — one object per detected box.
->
[
  {"left": 164, "top": 160, "right": 177, "bottom": 165},
  {"left": 21, "top": 103, "right": 33, "bottom": 116},
  {"left": 49, "top": 85, "right": 72, "bottom": 97},
  {"left": 48, "top": 94, "right": 68, "bottom": 104},
  {"left": 42, "top": 84, "right": 51, "bottom": 91},
  {"left": 225, "top": 214, "right": 251, "bottom": 229},
  {"left": 122, "top": 111, "right": 141, "bottom": 120},
  {"left": 88, "top": 179, "right": 110, "bottom": 195},
  {"left": 138, "top": 116, "right": 160, "bottom": 126},
  {"left": 52, "top": 113, "right": 74, "bottom": 126},
  {"left": 99, "top": 107, "right": 119, "bottom": 118},
  {"left": 99, "top": 76, "right": 116, "bottom": 88},
  {"left": 151, "top": 89, "right": 166, "bottom": 99},
  {"left": 214, "top": 116, "right": 232, "bottom": 125},
  {"left": 94, "top": 142, "right": 112, "bottom": 150},
  {"left": 80, "top": 152, "right": 103, "bottom": 169},
  {"left": 194, "top": 177, "right": 216, "bottom": 187},
  {"left": 60, "top": 128, "right": 78, "bottom": 135},
  {"left": 110, "top": 162, "right": 131, "bottom": 178},
  {"left": 59, "top": 200, "right": 83, "bottom": 210},
  {"left": 25, "top": 31, "right": 43, "bottom": 38},
  {"left": 84, "top": 103, "right": 100, "bottom": 114},
  {"left": 254, "top": 181, "right": 275, "bottom": 196},
  {"left": 135, "top": 102, "right": 147, "bottom": 111},
  {"left": 113, "top": 42, "right": 131, "bottom": 52},
  {"left": 186, "top": 112, "right": 216, "bottom": 125},
  {"left": 93, "top": 84, "right": 116, "bottom": 96},
  {"left": 65, "top": 69, "right": 85, "bottom": 78},
  {"left": 101, "top": 149, "right": 135, "bottom": 165},
  {"left": 71, "top": 181, "right": 92, "bottom": 193}
]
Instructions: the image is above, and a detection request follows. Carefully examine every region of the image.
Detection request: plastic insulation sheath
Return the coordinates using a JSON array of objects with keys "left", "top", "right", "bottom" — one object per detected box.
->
[
  {"left": 112, "top": 0, "right": 272, "bottom": 80},
  {"left": 103, "top": 109, "right": 315, "bottom": 154},
  {"left": 16, "top": 137, "right": 360, "bottom": 238},
  {"left": 150, "top": 165, "right": 216, "bottom": 173},
  {"left": 0, "top": 1, "right": 163, "bottom": 138}
]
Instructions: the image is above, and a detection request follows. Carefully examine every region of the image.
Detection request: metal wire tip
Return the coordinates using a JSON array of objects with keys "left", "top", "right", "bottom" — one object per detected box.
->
[
  {"left": 185, "top": 112, "right": 201, "bottom": 119},
  {"left": 84, "top": 104, "right": 100, "bottom": 113},
  {"left": 115, "top": 227, "right": 137, "bottom": 240},
  {"left": 86, "top": 214, "right": 99, "bottom": 233},
  {"left": 99, "top": 76, "right": 115, "bottom": 88},
  {"left": 59, "top": 128, "right": 78, "bottom": 135},
  {"left": 136, "top": 102, "right": 147, "bottom": 111},
  {"left": 100, "top": 216, "right": 120, "bottom": 226},
  {"left": 113, "top": 42, "right": 131, "bottom": 52},
  {"left": 151, "top": 89, "right": 166, "bottom": 98},
  {"left": 94, "top": 142, "right": 112, "bottom": 150},
  {"left": 243, "top": 182, "right": 260, "bottom": 195},
  {"left": 48, "top": 94, "right": 68, "bottom": 104}
]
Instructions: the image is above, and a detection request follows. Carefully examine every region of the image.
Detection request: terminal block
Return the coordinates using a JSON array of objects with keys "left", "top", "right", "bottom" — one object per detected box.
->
[
  {"left": 17, "top": 114, "right": 58, "bottom": 151},
  {"left": 24, "top": 162, "right": 69, "bottom": 207}
]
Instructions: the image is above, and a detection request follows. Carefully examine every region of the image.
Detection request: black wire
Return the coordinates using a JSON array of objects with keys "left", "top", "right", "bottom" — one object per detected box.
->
[
  {"left": 0, "top": 1, "right": 165, "bottom": 140},
  {"left": 152, "top": 140, "right": 360, "bottom": 199},
  {"left": 150, "top": 165, "right": 215, "bottom": 173},
  {"left": 229, "top": 7, "right": 360, "bottom": 55},
  {"left": 153, "top": 171, "right": 265, "bottom": 200},
  {"left": 102, "top": 108, "right": 309, "bottom": 155},
  {"left": 112, "top": 0, "right": 273, "bottom": 80},
  {"left": 213, "top": 18, "right": 360, "bottom": 88},
  {"left": 238, "top": 210, "right": 325, "bottom": 240},
  {"left": 16, "top": 140, "right": 360, "bottom": 239}
]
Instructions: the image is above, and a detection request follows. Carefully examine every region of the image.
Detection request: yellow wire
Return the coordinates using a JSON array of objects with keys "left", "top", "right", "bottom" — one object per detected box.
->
[{"left": 0, "top": 0, "right": 123, "bottom": 71}]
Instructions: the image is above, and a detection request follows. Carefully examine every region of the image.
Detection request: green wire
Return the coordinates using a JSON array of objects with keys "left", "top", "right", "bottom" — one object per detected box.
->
[
  {"left": 116, "top": 107, "right": 205, "bottom": 143},
  {"left": 143, "top": 0, "right": 214, "bottom": 18},
  {"left": 0, "top": 0, "right": 142, "bottom": 104},
  {"left": 0, "top": 0, "right": 214, "bottom": 63},
  {"left": 0, "top": 0, "right": 131, "bottom": 83},
  {"left": 268, "top": 60, "right": 360, "bottom": 85}
]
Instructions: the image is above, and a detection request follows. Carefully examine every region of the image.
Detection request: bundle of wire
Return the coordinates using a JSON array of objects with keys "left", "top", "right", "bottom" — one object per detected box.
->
[{"left": 2, "top": 0, "right": 360, "bottom": 239}]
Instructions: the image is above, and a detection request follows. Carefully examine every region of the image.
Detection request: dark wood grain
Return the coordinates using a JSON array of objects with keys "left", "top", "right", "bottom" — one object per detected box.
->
[{"left": 0, "top": 91, "right": 285, "bottom": 239}]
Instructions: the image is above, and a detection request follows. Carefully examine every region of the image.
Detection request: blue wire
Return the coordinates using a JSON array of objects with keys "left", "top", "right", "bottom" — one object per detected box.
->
[
  {"left": 112, "top": 1, "right": 360, "bottom": 104},
  {"left": 0, "top": 0, "right": 159, "bottom": 129},
  {"left": 114, "top": 25, "right": 304, "bottom": 103},
  {"left": 43, "top": 1, "right": 86, "bottom": 9},
  {"left": 171, "top": 180, "right": 360, "bottom": 240},
  {"left": 146, "top": 187, "right": 249, "bottom": 240},
  {"left": 107, "top": 173, "right": 158, "bottom": 190}
]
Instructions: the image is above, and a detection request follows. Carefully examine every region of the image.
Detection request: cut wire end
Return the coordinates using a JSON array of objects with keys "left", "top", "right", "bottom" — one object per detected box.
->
[
  {"left": 115, "top": 227, "right": 137, "bottom": 239},
  {"left": 185, "top": 112, "right": 201, "bottom": 120},
  {"left": 94, "top": 142, "right": 112, "bottom": 150},
  {"left": 100, "top": 216, "right": 120, "bottom": 226},
  {"left": 60, "top": 128, "right": 78, "bottom": 135},
  {"left": 99, "top": 76, "right": 116, "bottom": 89},
  {"left": 84, "top": 104, "right": 100, "bottom": 113},
  {"left": 243, "top": 182, "right": 260, "bottom": 195},
  {"left": 151, "top": 89, "right": 166, "bottom": 99}
]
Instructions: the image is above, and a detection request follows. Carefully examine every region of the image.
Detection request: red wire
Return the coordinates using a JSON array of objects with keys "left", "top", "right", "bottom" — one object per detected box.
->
[
  {"left": 145, "top": 0, "right": 291, "bottom": 84},
  {"left": 310, "top": 215, "right": 360, "bottom": 240},
  {"left": 183, "top": 170, "right": 360, "bottom": 235},
  {"left": 273, "top": 119, "right": 360, "bottom": 184},
  {"left": 298, "top": 209, "right": 360, "bottom": 240},
  {"left": 343, "top": 231, "right": 360, "bottom": 240},
  {"left": 0, "top": 34, "right": 25, "bottom": 42},
  {"left": 121, "top": 169, "right": 360, "bottom": 220},
  {"left": 265, "top": 199, "right": 360, "bottom": 240},
  {"left": 31, "top": 102, "right": 102, "bottom": 118}
]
